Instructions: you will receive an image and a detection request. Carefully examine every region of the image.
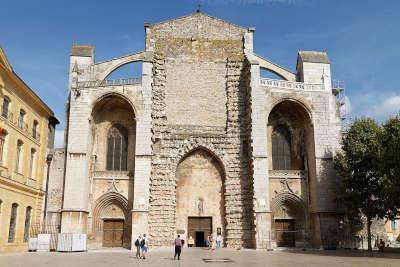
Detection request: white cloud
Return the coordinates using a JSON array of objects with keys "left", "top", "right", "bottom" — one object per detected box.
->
[
  {"left": 54, "top": 130, "right": 64, "bottom": 148},
  {"left": 370, "top": 94, "right": 400, "bottom": 121}
]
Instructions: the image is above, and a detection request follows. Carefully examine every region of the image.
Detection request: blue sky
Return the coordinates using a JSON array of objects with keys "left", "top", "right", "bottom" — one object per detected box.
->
[{"left": 1, "top": 0, "right": 399, "bottom": 146}]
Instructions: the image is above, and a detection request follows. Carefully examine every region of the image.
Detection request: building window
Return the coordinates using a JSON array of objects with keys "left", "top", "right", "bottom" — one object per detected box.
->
[
  {"left": 106, "top": 125, "right": 128, "bottom": 171},
  {"left": 15, "top": 140, "right": 23, "bottom": 173},
  {"left": 2, "top": 96, "right": 10, "bottom": 118},
  {"left": 392, "top": 220, "right": 398, "bottom": 231},
  {"left": 272, "top": 125, "right": 292, "bottom": 170},
  {"left": 0, "top": 129, "right": 6, "bottom": 164},
  {"left": 23, "top": 206, "right": 32, "bottom": 242},
  {"left": 0, "top": 199, "right": 2, "bottom": 213},
  {"left": 32, "top": 120, "right": 38, "bottom": 139},
  {"left": 18, "top": 109, "right": 26, "bottom": 129},
  {"left": 8, "top": 203, "right": 18, "bottom": 243},
  {"left": 29, "top": 148, "right": 36, "bottom": 179}
]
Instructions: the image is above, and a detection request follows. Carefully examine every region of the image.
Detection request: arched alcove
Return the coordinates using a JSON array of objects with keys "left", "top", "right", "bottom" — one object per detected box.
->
[
  {"left": 91, "top": 94, "right": 136, "bottom": 172},
  {"left": 89, "top": 94, "right": 136, "bottom": 249},
  {"left": 267, "top": 99, "right": 313, "bottom": 170},
  {"left": 175, "top": 148, "right": 226, "bottom": 247},
  {"left": 267, "top": 99, "right": 315, "bottom": 247}
]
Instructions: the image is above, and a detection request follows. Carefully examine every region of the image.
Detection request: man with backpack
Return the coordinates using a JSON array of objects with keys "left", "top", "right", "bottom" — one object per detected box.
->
[
  {"left": 134, "top": 235, "right": 142, "bottom": 258},
  {"left": 140, "top": 234, "right": 149, "bottom": 259}
]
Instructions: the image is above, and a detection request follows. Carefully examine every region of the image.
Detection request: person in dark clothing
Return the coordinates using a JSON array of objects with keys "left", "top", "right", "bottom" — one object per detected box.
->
[
  {"left": 174, "top": 235, "right": 183, "bottom": 260},
  {"left": 379, "top": 239, "right": 385, "bottom": 253}
]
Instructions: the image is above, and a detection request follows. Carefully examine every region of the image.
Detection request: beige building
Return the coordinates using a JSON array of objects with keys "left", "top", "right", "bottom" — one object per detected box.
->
[
  {"left": 49, "top": 12, "right": 345, "bottom": 250},
  {"left": 0, "top": 47, "right": 58, "bottom": 252}
]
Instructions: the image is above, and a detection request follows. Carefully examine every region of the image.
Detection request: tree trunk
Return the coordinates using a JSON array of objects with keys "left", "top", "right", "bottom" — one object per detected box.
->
[{"left": 367, "top": 217, "right": 372, "bottom": 251}]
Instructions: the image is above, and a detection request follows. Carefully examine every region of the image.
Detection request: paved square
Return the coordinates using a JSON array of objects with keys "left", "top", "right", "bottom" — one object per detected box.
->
[{"left": 1, "top": 248, "right": 400, "bottom": 267}]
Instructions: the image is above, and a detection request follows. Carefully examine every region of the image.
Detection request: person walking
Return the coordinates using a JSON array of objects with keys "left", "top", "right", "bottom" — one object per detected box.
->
[
  {"left": 134, "top": 235, "right": 142, "bottom": 258},
  {"left": 174, "top": 235, "right": 183, "bottom": 260},
  {"left": 140, "top": 234, "right": 149, "bottom": 259}
]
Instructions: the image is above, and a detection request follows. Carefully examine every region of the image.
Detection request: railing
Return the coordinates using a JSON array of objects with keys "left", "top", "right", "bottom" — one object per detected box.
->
[
  {"left": 0, "top": 108, "right": 41, "bottom": 142},
  {"left": 74, "top": 77, "right": 141, "bottom": 88},
  {"left": 92, "top": 170, "right": 132, "bottom": 180},
  {"left": 260, "top": 78, "right": 324, "bottom": 91},
  {"left": 269, "top": 169, "right": 305, "bottom": 179}
]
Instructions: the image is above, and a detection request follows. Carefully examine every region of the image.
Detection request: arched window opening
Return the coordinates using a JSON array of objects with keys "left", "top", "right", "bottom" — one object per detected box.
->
[
  {"left": 32, "top": 120, "right": 38, "bottom": 139},
  {"left": 0, "top": 129, "right": 7, "bottom": 164},
  {"left": 23, "top": 206, "right": 32, "bottom": 242},
  {"left": 2, "top": 96, "right": 10, "bottom": 118},
  {"left": 106, "top": 125, "right": 128, "bottom": 171},
  {"left": 8, "top": 203, "right": 18, "bottom": 243},
  {"left": 29, "top": 148, "right": 36, "bottom": 179},
  {"left": 106, "top": 62, "right": 142, "bottom": 83},
  {"left": 260, "top": 68, "right": 285, "bottom": 80},
  {"left": 272, "top": 125, "right": 292, "bottom": 170},
  {"left": 18, "top": 109, "right": 26, "bottom": 129},
  {"left": 15, "top": 140, "right": 23, "bottom": 173}
]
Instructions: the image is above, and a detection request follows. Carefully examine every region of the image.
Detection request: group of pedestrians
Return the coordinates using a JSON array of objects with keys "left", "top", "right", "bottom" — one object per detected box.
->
[
  {"left": 205, "top": 234, "right": 223, "bottom": 250},
  {"left": 133, "top": 234, "right": 149, "bottom": 259},
  {"left": 134, "top": 233, "right": 223, "bottom": 261}
]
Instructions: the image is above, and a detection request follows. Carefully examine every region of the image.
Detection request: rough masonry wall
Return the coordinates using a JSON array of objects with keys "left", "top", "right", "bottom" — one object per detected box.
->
[
  {"left": 148, "top": 14, "right": 254, "bottom": 248},
  {"left": 47, "top": 148, "right": 65, "bottom": 224}
]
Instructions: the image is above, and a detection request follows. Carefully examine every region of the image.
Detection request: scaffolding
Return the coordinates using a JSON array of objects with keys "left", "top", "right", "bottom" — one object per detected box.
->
[{"left": 332, "top": 80, "right": 349, "bottom": 127}]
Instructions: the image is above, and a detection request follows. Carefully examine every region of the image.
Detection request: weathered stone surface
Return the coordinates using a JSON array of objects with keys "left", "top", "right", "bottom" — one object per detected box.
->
[{"left": 48, "top": 12, "right": 345, "bottom": 251}]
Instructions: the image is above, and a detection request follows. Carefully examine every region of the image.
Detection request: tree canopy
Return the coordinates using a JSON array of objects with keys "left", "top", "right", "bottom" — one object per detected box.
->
[{"left": 334, "top": 115, "right": 400, "bottom": 250}]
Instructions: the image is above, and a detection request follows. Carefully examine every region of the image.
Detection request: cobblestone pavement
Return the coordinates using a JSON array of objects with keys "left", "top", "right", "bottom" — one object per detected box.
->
[{"left": 1, "top": 248, "right": 400, "bottom": 267}]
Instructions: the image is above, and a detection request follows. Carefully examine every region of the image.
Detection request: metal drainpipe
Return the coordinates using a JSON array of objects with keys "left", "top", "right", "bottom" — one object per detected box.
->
[{"left": 43, "top": 153, "right": 53, "bottom": 231}]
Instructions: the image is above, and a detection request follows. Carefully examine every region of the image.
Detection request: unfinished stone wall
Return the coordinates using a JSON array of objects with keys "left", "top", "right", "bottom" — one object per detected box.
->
[{"left": 147, "top": 13, "right": 254, "bottom": 248}]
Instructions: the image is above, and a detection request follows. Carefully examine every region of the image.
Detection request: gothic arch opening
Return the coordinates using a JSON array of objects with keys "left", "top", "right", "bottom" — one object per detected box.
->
[
  {"left": 271, "top": 193, "right": 307, "bottom": 247},
  {"left": 89, "top": 94, "right": 136, "bottom": 249},
  {"left": 267, "top": 99, "right": 315, "bottom": 247},
  {"left": 91, "top": 94, "right": 136, "bottom": 172},
  {"left": 92, "top": 192, "right": 130, "bottom": 248},
  {"left": 268, "top": 99, "right": 313, "bottom": 171},
  {"left": 175, "top": 148, "right": 226, "bottom": 247}
]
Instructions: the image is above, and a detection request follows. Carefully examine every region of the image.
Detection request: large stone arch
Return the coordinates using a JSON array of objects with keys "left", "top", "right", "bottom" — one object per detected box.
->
[
  {"left": 94, "top": 51, "right": 151, "bottom": 81},
  {"left": 254, "top": 54, "right": 296, "bottom": 81},
  {"left": 175, "top": 147, "right": 226, "bottom": 247},
  {"left": 88, "top": 93, "right": 136, "bottom": 249},
  {"left": 267, "top": 98, "right": 316, "bottom": 248},
  {"left": 267, "top": 97, "right": 315, "bottom": 171},
  {"left": 90, "top": 93, "right": 136, "bottom": 172}
]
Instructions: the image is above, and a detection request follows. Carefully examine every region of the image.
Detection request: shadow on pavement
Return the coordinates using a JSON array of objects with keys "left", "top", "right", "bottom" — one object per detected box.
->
[{"left": 284, "top": 249, "right": 400, "bottom": 259}]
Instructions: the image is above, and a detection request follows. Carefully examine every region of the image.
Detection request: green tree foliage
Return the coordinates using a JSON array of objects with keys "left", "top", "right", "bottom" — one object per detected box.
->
[
  {"left": 334, "top": 118, "right": 384, "bottom": 251},
  {"left": 381, "top": 115, "right": 400, "bottom": 219}
]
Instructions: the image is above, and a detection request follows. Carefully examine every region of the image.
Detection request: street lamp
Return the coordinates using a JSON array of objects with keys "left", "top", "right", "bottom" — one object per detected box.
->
[{"left": 43, "top": 154, "right": 53, "bottom": 230}]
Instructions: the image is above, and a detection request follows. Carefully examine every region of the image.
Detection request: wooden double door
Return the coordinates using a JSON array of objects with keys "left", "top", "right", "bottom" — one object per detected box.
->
[
  {"left": 103, "top": 219, "right": 124, "bottom": 247},
  {"left": 188, "top": 217, "right": 212, "bottom": 247},
  {"left": 275, "top": 219, "right": 295, "bottom": 247}
]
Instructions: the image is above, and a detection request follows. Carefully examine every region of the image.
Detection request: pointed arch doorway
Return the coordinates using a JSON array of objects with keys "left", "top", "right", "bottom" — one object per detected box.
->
[{"left": 175, "top": 148, "right": 226, "bottom": 247}]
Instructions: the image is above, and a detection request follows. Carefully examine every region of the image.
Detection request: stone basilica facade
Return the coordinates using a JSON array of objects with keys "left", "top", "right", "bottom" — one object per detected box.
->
[{"left": 47, "top": 12, "right": 342, "bottom": 250}]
